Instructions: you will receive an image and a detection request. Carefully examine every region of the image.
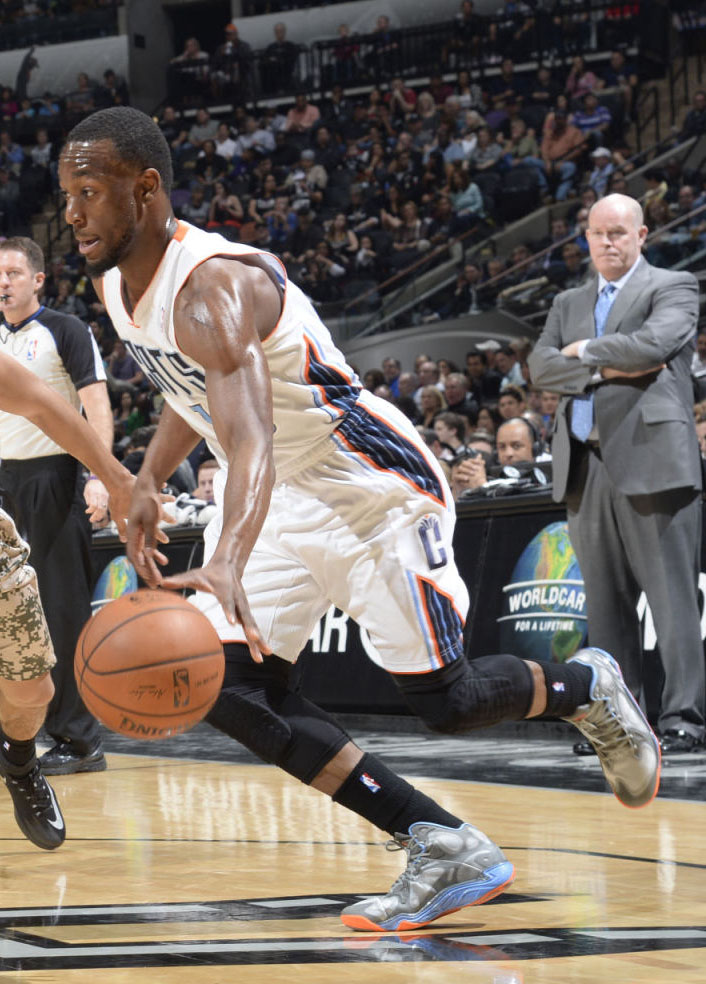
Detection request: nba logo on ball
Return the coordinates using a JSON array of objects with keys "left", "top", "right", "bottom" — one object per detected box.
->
[
  {"left": 173, "top": 669, "right": 190, "bottom": 708},
  {"left": 498, "top": 522, "right": 587, "bottom": 663}
]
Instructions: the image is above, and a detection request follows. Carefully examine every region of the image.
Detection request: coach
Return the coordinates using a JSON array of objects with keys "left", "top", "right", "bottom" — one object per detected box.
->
[{"left": 528, "top": 193, "right": 705, "bottom": 754}]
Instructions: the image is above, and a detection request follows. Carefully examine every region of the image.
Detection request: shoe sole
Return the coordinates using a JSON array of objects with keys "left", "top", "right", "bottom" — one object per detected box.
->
[
  {"left": 39, "top": 758, "right": 107, "bottom": 776},
  {"left": 340, "top": 861, "right": 515, "bottom": 932},
  {"left": 574, "top": 649, "right": 661, "bottom": 810},
  {"left": 13, "top": 808, "right": 65, "bottom": 851}
]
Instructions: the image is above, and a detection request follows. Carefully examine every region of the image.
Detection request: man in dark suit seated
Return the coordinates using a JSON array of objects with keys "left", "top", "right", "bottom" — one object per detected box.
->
[{"left": 529, "top": 193, "right": 705, "bottom": 755}]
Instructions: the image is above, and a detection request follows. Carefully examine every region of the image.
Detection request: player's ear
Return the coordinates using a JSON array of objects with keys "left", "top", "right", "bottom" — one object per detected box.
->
[{"left": 140, "top": 167, "right": 161, "bottom": 204}]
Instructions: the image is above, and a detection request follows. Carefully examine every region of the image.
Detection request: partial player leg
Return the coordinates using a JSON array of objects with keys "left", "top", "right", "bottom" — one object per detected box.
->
[
  {"left": 205, "top": 644, "right": 515, "bottom": 931},
  {"left": 394, "top": 648, "right": 660, "bottom": 809},
  {"left": 0, "top": 521, "right": 66, "bottom": 849}
]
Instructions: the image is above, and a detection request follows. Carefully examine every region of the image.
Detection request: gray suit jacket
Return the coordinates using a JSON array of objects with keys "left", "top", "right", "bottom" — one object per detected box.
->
[{"left": 528, "top": 257, "right": 701, "bottom": 502}]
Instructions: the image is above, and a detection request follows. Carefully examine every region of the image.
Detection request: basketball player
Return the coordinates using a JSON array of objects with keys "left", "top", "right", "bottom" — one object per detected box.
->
[
  {"left": 58, "top": 108, "right": 660, "bottom": 932},
  {"left": 0, "top": 350, "right": 133, "bottom": 850}
]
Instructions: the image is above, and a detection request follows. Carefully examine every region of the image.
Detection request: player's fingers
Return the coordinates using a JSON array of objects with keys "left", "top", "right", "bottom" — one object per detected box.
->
[{"left": 160, "top": 571, "right": 198, "bottom": 591}]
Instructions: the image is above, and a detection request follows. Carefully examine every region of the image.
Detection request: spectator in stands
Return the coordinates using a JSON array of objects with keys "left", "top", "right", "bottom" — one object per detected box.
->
[
  {"left": 691, "top": 330, "right": 706, "bottom": 379},
  {"left": 433, "top": 412, "right": 469, "bottom": 461},
  {"left": 414, "top": 360, "right": 444, "bottom": 408},
  {"left": 193, "top": 139, "right": 229, "bottom": 195},
  {"left": 539, "top": 390, "right": 559, "bottom": 437},
  {"left": 452, "top": 416, "right": 538, "bottom": 495},
  {"left": 489, "top": 58, "right": 526, "bottom": 115},
  {"left": 325, "top": 213, "right": 359, "bottom": 269},
  {"left": 679, "top": 90, "right": 706, "bottom": 141},
  {"left": 282, "top": 208, "right": 325, "bottom": 268},
  {"left": 601, "top": 49, "right": 639, "bottom": 117},
  {"left": 587, "top": 146, "right": 614, "bottom": 197},
  {"left": 503, "top": 118, "right": 549, "bottom": 195},
  {"left": 564, "top": 55, "right": 603, "bottom": 101},
  {"left": 448, "top": 169, "right": 484, "bottom": 220},
  {"left": 46, "top": 278, "right": 88, "bottom": 320},
  {"left": 332, "top": 24, "right": 359, "bottom": 85},
  {"left": 387, "top": 201, "right": 431, "bottom": 270},
  {"left": 206, "top": 122, "right": 234, "bottom": 163},
  {"left": 572, "top": 91, "right": 612, "bottom": 142},
  {"left": 158, "top": 105, "right": 187, "bottom": 154},
  {"left": 443, "top": 0, "right": 484, "bottom": 68},
  {"left": 249, "top": 173, "right": 279, "bottom": 226},
  {"left": 496, "top": 345, "right": 524, "bottom": 390},
  {"left": 0, "top": 130, "right": 23, "bottom": 176},
  {"left": 476, "top": 404, "right": 502, "bottom": 436},
  {"left": 0, "top": 86, "right": 17, "bottom": 121},
  {"left": 555, "top": 242, "right": 590, "bottom": 289},
  {"left": 207, "top": 180, "right": 243, "bottom": 238},
  {"left": 265, "top": 196, "right": 297, "bottom": 250},
  {"left": 193, "top": 459, "right": 218, "bottom": 504},
  {"left": 106, "top": 339, "right": 144, "bottom": 400},
  {"left": 179, "top": 185, "right": 210, "bottom": 228},
  {"left": 455, "top": 70, "right": 484, "bottom": 112},
  {"left": 211, "top": 22, "right": 252, "bottom": 103},
  {"left": 528, "top": 65, "right": 561, "bottom": 119},
  {"left": 443, "top": 372, "right": 478, "bottom": 428},
  {"left": 0, "top": 167, "right": 22, "bottom": 235},
  {"left": 498, "top": 384, "right": 526, "bottom": 419},
  {"left": 285, "top": 92, "right": 321, "bottom": 133},
  {"left": 381, "top": 357, "right": 402, "bottom": 396},
  {"left": 540, "top": 110, "right": 584, "bottom": 200},
  {"left": 385, "top": 76, "right": 417, "bottom": 121},
  {"left": 284, "top": 149, "right": 328, "bottom": 212},
  {"left": 466, "top": 348, "right": 502, "bottom": 403},
  {"left": 170, "top": 36, "right": 210, "bottom": 106},
  {"left": 37, "top": 91, "right": 60, "bottom": 118},
  {"left": 419, "top": 385, "right": 446, "bottom": 429},
  {"left": 236, "top": 116, "right": 275, "bottom": 156},
  {"left": 263, "top": 22, "right": 299, "bottom": 94},
  {"left": 365, "top": 14, "right": 399, "bottom": 79},
  {"left": 469, "top": 126, "right": 503, "bottom": 173},
  {"left": 95, "top": 68, "right": 129, "bottom": 108},
  {"left": 188, "top": 107, "right": 218, "bottom": 150}
]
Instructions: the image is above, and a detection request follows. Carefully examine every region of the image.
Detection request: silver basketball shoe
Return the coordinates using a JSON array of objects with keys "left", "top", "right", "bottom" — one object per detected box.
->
[
  {"left": 340, "top": 821, "right": 514, "bottom": 932},
  {"left": 563, "top": 647, "right": 661, "bottom": 808}
]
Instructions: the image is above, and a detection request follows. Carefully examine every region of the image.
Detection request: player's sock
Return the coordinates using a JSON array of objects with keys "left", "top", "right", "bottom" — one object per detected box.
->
[
  {"left": 333, "top": 753, "right": 463, "bottom": 835},
  {"left": 541, "top": 661, "right": 593, "bottom": 717},
  {"left": 0, "top": 730, "right": 36, "bottom": 775}
]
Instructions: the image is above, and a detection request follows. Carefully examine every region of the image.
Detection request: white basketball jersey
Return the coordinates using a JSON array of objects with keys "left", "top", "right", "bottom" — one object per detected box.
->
[{"left": 100, "top": 221, "right": 362, "bottom": 479}]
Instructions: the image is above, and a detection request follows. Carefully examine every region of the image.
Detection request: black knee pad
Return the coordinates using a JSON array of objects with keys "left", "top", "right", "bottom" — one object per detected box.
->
[
  {"left": 394, "top": 654, "right": 533, "bottom": 734},
  {"left": 205, "top": 644, "right": 352, "bottom": 784}
]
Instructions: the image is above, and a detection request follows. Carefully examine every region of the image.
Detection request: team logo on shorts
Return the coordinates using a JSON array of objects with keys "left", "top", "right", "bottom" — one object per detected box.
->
[{"left": 417, "top": 515, "right": 447, "bottom": 570}]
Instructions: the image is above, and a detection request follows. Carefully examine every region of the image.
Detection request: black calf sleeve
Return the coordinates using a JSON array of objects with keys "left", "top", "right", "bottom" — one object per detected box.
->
[
  {"left": 395, "top": 654, "right": 534, "bottom": 733},
  {"left": 205, "top": 644, "right": 352, "bottom": 784}
]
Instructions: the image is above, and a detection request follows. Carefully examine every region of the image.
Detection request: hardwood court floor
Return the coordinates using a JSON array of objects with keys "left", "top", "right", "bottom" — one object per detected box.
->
[{"left": 0, "top": 725, "right": 705, "bottom": 983}]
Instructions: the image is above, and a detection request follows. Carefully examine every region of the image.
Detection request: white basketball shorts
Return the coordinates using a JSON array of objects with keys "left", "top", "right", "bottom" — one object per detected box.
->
[{"left": 192, "top": 400, "right": 470, "bottom": 675}]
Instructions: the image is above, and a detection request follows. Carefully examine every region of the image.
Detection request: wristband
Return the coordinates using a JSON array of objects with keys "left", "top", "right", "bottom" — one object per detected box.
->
[{"left": 86, "top": 474, "right": 100, "bottom": 482}]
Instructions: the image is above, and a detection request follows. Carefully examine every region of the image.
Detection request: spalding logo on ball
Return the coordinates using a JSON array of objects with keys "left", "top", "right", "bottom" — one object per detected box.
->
[{"left": 75, "top": 589, "right": 225, "bottom": 739}]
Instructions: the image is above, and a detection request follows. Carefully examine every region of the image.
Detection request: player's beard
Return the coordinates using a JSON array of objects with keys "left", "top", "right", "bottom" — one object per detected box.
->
[{"left": 84, "top": 224, "right": 137, "bottom": 278}]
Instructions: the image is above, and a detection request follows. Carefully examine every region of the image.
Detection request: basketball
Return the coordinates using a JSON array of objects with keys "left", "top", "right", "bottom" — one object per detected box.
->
[{"left": 74, "top": 589, "right": 225, "bottom": 740}]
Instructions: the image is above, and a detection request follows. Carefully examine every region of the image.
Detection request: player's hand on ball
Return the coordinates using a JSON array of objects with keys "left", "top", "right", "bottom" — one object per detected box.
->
[{"left": 160, "top": 559, "right": 272, "bottom": 664}]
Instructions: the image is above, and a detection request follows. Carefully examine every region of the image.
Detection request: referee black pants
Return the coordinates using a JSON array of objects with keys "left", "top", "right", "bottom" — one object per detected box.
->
[{"left": 0, "top": 454, "right": 101, "bottom": 750}]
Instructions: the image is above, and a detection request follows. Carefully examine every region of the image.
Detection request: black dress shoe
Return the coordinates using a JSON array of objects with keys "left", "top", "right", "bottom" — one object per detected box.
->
[
  {"left": 573, "top": 739, "right": 597, "bottom": 756},
  {"left": 659, "top": 729, "right": 702, "bottom": 754},
  {"left": 39, "top": 742, "right": 107, "bottom": 776}
]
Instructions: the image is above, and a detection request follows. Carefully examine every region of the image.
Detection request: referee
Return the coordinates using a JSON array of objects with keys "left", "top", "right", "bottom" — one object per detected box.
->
[{"left": 0, "top": 237, "right": 113, "bottom": 775}]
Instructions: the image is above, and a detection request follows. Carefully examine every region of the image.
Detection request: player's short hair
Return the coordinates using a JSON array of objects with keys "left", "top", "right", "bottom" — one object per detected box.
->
[
  {"left": 67, "top": 107, "right": 174, "bottom": 194},
  {"left": 198, "top": 458, "right": 219, "bottom": 476},
  {"left": 0, "top": 236, "right": 44, "bottom": 273}
]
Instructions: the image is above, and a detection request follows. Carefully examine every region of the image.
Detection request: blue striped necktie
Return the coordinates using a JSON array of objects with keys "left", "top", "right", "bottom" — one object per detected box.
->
[{"left": 570, "top": 282, "right": 617, "bottom": 442}]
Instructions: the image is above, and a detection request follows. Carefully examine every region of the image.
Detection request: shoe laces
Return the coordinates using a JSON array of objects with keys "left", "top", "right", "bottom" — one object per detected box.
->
[
  {"left": 383, "top": 831, "right": 429, "bottom": 894},
  {"left": 582, "top": 698, "right": 637, "bottom": 757},
  {"left": 5, "top": 765, "right": 52, "bottom": 815}
]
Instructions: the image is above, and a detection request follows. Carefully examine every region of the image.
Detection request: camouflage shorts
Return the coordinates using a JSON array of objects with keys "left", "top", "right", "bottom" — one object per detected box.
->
[{"left": 0, "top": 509, "right": 55, "bottom": 681}]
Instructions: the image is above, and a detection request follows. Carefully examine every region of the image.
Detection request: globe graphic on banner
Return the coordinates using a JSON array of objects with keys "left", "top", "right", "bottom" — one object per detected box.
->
[
  {"left": 92, "top": 555, "right": 138, "bottom": 613},
  {"left": 498, "top": 521, "right": 587, "bottom": 663}
]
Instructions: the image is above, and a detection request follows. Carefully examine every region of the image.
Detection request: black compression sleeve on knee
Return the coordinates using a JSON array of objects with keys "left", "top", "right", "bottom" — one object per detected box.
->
[
  {"left": 395, "top": 654, "right": 534, "bottom": 734},
  {"left": 541, "top": 660, "right": 593, "bottom": 718},
  {"left": 205, "top": 643, "right": 352, "bottom": 785},
  {"left": 332, "top": 753, "right": 462, "bottom": 836}
]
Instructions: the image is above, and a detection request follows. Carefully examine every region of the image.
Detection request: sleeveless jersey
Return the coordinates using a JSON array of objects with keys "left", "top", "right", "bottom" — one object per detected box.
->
[{"left": 100, "top": 221, "right": 362, "bottom": 480}]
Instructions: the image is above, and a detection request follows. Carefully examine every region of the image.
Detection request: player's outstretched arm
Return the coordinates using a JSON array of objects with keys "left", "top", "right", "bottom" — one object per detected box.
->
[
  {"left": 0, "top": 351, "right": 133, "bottom": 536},
  {"left": 126, "top": 401, "right": 202, "bottom": 583},
  {"left": 157, "top": 257, "right": 278, "bottom": 664}
]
